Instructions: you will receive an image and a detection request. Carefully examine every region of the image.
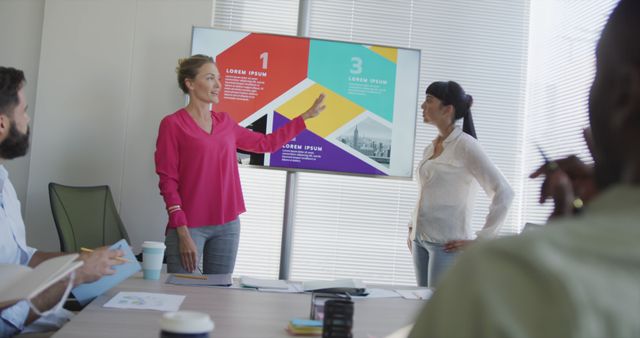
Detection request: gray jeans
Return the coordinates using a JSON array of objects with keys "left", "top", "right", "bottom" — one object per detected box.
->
[{"left": 165, "top": 218, "right": 240, "bottom": 274}]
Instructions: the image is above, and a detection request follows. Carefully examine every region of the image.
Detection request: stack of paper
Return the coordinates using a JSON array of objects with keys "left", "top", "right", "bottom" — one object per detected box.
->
[
  {"left": 349, "top": 288, "right": 401, "bottom": 299},
  {"left": 302, "top": 279, "right": 367, "bottom": 296},
  {"left": 240, "top": 276, "right": 289, "bottom": 289},
  {"left": 394, "top": 288, "right": 433, "bottom": 300},
  {"left": 286, "top": 318, "right": 322, "bottom": 336}
]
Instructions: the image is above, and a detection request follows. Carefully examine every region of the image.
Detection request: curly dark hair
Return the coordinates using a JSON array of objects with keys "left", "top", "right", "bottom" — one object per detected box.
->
[{"left": 0, "top": 67, "right": 26, "bottom": 116}]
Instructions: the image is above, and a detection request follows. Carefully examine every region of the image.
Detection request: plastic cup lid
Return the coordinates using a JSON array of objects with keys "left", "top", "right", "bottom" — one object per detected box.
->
[
  {"left": 160, "top": 311, "right": 214, "bottom": 333},
  {"left": 142, "top": 241, "right": 166, "bottom": 249}
]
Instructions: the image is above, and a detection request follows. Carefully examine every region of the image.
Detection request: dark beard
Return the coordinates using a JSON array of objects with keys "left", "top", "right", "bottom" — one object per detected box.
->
[{"left": 0, "top": 122, "right": 30, "bottom": 159}]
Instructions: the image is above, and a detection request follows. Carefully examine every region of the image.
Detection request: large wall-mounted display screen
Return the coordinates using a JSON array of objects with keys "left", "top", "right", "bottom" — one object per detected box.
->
[{"left": 192, "top": 27, "right": 420, "bottom": 178}]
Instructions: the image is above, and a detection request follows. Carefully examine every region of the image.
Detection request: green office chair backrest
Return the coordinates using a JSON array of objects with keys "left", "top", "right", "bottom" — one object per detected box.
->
[{"left": 48, "top": 183, "right": 130, "bottom": 252}]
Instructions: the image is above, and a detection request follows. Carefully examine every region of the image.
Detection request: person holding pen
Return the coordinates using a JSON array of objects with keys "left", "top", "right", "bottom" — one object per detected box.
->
[
  {"left": 155, "top": 55, "right": 325, "bottom": 274},
  {"left": 530, "top": 128, "right": 599, "bottom": 220},
  {"left": 0, "top": 66, "right": 125, "bottom": 337},
  {"left": 408, "top": 80, "right": 513, "bottom": 287}
]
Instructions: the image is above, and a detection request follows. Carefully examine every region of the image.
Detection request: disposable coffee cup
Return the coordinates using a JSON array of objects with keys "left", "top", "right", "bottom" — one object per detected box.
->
[
  {"left": 160, "top": 311, "right": 214, "bottom": 338},
  {"left": 142, "top": 241, "right": 166, "bottom": 280}
]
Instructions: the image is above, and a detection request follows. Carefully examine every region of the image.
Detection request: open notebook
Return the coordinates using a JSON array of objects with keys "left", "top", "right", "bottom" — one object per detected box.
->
[{"left": 0, "top": 254, "right": 83, "bottom": 308}]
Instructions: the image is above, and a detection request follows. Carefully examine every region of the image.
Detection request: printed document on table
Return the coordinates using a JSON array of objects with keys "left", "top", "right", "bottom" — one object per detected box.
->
[{"left": 103, "top": 291, "right": 185, "bottom": 311}]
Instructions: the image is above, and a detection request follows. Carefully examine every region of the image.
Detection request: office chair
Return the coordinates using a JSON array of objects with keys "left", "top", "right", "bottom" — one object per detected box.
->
[{"left": 48, "top": 183, "right": 131, "bottom": 253}]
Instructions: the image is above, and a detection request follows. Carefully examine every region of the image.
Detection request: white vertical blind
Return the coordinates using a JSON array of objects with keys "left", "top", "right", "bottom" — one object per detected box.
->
[
  {"left": 211, "top": 0, "right": 300, "bottom": 279},
  {"left": 291, "top": 0, "right": 530, "bottom": 285},
  {"left": 521, "top": 0, "right": 618, "bottom": 224},
  {"left": 212, "top": 0, "right": 299, "bottom": 35}
]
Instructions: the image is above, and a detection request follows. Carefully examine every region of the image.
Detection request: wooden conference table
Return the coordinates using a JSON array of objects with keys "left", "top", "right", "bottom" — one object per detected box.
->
[{"left": 52, "top": 273, "right": 425, "bottom": 338}]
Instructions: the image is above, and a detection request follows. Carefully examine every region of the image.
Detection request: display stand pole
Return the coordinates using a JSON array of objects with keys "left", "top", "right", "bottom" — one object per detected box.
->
[{"left": 278, "top": 0, "right": 311, "bottom": 281}]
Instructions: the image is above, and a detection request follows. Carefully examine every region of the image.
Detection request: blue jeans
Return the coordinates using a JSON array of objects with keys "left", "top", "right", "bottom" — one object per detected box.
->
[
  {"left": 165, "top": 218, "right": 241, "bottom": 274},
  {"left": 412, "top": 239, "right": 459, "bottom": 288}
]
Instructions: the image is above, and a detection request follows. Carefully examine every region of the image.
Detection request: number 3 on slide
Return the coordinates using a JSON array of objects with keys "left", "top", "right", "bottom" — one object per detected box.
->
[{"left": 350, "top": 57, "right": 362, "bottom": 74}]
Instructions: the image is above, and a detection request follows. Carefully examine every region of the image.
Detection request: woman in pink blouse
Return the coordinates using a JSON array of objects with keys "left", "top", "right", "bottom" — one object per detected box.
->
[{"left": 155, "top": 54, "right": 325, "bottom": 274}]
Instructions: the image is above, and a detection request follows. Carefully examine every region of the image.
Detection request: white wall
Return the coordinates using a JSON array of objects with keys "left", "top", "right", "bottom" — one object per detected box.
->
[
  {"left": 0, "top": 0, "right": 45, "bottom": 213},
  {"left": 25, "top": 0, "right": 213, "bottom": 251}
]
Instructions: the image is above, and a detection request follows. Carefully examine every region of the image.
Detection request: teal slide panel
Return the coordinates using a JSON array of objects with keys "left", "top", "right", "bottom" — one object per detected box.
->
[{"left": 308, "top": 40, "right": 396, "bottom": 122}]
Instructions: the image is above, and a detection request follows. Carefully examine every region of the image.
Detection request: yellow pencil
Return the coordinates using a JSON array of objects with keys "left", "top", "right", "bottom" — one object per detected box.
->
[
  {"left": 80, "top": 247, "right": 131, "bottom": 263},
  {"left": 173, "top": 274, "right": 208, "bottom": 280}
]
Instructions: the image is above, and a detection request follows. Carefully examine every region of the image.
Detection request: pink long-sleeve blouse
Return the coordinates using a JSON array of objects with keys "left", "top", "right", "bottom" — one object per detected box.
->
[{"left": 155, "top": 108, "right": 306, "bottom": 229}]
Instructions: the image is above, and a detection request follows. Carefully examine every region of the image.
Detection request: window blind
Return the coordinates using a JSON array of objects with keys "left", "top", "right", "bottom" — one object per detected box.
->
[
  {"left": 291, "top": 0, "right": 530, "bottom": 285},
  {"left": 212, "top": 0, "right": 299, "bottom": 35},
  {"left": 521, "top": 0, "right": 618, "bottom": 225},
  {"left": 211, "top": 0, "right": 615, "bottom": 286}
]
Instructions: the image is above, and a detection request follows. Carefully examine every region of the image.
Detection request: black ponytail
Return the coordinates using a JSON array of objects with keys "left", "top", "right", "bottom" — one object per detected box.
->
[
  {"left": 425, "top": 81, "right": 477, "bottom": 139},
  {"left": 461, "top": 94, "right": 476, "bottom": 139}
]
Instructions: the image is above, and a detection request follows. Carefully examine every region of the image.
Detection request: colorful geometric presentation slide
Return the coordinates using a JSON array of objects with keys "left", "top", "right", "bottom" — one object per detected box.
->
[{"left": 191, "top": 27, "right": 420, "bottom": 178}]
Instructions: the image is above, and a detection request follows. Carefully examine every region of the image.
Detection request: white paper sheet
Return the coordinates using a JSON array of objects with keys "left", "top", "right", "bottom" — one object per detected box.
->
[
  {"left": 394, "top": 288, "right": 433, "bottom": 300},
  {"left": 103, "top": 292, "right": 185, "bottom": 311},
  {"left": 258, "top": 283, "right": 304, "bottom": 293},
  {"left": 350, "top": 288, "right": 401, "bottom": 299},
  {"left": 165, "top": 273, "right": 232, "bottom": 287},
  {"left": 240, "top": 276, "right": 290, "bottom": 289}
]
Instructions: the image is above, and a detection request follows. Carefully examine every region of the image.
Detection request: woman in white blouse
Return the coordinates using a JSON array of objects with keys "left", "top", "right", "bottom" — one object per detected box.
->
[{"left": 408, "top": 81, "right": 513, "bottom": 287}]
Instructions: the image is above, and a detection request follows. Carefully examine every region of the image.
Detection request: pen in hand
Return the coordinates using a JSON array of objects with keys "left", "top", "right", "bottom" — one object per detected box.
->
[
  {"left": 536, "top": 145, "right": 558, "bottom": 170},
  {"left": 80, "top": 247, "right": 131, "bottom": 263}
]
